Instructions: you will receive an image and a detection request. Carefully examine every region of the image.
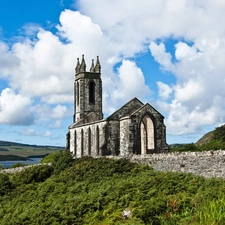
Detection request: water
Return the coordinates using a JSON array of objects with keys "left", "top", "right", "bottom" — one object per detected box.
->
[{"left": 0, "top": 158, "right": 43, "bottom": 168}]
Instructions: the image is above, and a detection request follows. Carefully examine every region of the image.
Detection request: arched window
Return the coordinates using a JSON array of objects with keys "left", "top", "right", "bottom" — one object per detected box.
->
[
  {"left": 88, "top": 127, "right": 91, "bottom": 155},
  {"left": 140, "top": 115, "right": 154, "bottom": 154},
  {"left": 77, "top": 82, "right": 79, "bottom": 105},
  {"left": 96, "top": 126, "right": 99, "bottom": 155},
  {"left": 89, "top": 81, "right": 95, "bottom": 104}
]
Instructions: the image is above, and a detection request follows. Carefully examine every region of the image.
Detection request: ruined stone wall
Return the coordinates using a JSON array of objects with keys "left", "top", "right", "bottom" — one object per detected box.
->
[
  {"left": 106, "top": 120, "right": 120, "bottom": 155},
  {"left": 104, "top": 150, "right": 225, "bottom": 178},
  {"left": 119, "top": 116, "right": 132, "bottom": 156},
  {"left": 70, "top": 120, "right": 107, "bottom": 157}
]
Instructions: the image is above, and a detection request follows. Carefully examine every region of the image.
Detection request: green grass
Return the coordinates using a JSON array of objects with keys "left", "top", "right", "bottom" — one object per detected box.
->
[{"left": 1, "top": 153, "right": 225, "bottom": 224}]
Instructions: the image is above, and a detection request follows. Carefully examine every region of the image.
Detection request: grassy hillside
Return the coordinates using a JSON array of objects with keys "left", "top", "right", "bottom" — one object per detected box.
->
[
  {"left": 0, "top": 140, "right": 64, "bottom": 159},
  {"left": 195, "top": 131, "right": 214, "bottom": 146},
  {"left": 1, "top": 152, "right": 225, "bottom": 224}
]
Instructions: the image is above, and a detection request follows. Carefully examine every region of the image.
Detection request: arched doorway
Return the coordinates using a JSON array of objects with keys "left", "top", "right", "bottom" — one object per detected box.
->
[{"left": 140, "top": 115, "right": 154, "bottom": 154}]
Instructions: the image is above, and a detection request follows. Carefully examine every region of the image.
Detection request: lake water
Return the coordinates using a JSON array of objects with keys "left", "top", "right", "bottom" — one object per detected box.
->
[{"left": 0, "top": 158, "right": 43, "bottom": 168}]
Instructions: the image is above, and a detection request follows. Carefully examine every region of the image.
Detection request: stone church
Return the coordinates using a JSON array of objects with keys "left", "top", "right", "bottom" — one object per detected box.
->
[{"left": 67, "top": 55, "right": 169, "bottom": 157}]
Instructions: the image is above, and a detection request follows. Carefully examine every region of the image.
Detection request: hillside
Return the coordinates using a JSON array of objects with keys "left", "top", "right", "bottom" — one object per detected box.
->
[
  {"left": 1, "top": 153, "right": 225, "bottom": 224},
  {"left": 195, "top": 130, "right": 214, "bottom": 146},
  {"left": 0, "top": 140, "right": 64, "bottom": 159}
]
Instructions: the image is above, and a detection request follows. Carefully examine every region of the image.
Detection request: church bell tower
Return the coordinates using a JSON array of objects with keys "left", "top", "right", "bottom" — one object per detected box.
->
[{"left": 74, "top": 55, "right": 103, "bottom": 124}]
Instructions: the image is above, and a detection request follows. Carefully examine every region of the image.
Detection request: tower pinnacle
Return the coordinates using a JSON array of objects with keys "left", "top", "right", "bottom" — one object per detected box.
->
[
  {"left": 94, "top": 56, "right": 101, "bottom": 73},
  {"left": 75, "top": 58, "right": 80, "bottom": 74},
  {"left": 80, "top": 54, "right": 86, "bottom": 72}
]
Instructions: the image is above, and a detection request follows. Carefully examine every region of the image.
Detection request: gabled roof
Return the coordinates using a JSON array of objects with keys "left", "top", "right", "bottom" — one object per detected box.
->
[
  {"left": 107, "top": 97, "right": 144, "bottom": 120},
  {"left": 131, "top": 103, "right": 164, "bottom": 118}
]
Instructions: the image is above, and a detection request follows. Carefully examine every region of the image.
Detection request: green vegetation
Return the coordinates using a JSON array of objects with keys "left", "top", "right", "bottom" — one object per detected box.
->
[
  {"left": 0, "top": 140, "right": 64, "bottom": 160},
  {"left": 0, "top": 154, "right": 28, "bottom": 161},
  {"left": 10, "top": 162, "right": 28, "bottom": 168},
  {"left": 1, "top": 152, "right": 225, "bottom": 224},
  {"left": 171, "top": 125, "right": 225, "bottom": 152}
]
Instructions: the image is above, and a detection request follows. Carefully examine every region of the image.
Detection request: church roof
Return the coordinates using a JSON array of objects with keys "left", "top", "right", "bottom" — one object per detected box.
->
[
  {"left": 130, "top": 103, "right": 164, "bottom": 119},
  {"left": 107, "top": 97, "right": 144, "bottom": 120}
]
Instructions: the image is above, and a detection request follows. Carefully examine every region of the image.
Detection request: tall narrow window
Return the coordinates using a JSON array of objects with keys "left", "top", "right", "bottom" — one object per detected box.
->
[
  {"left": 96, "top": 126, "right": 99, "bottom": 155},
  {"left": 89, "top": 81, "right": 95, "bottom": 104},
  {"left": 74, "top": 130, "right": 77, "bottom": 156},
  {"left": 81, "top": 129, "right": 83, "bottom": 156},
  {"left": 77, "top": 82, "right": 79, "bottom": 105},
  {"left": 88, "top": 127, "right": 91, "bottom": 155}
]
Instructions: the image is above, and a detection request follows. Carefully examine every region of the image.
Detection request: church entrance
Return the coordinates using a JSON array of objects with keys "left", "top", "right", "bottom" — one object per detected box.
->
[{"left": 140, "top": 115, "right": 155, "bottom": 154}]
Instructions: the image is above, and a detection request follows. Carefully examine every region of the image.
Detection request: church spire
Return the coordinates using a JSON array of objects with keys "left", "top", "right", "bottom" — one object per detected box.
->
[
  {"left": 94, "top": 56, "right": 101, "bottom": 73},
  {"left": 80, "top": 54, "right": 86, "bottom": 72},
  {"left": 90, "top": 59, "right": 95, "bottom": 72},
  {"left": 75, "top": 58, "right": 80, "bottom": 74}
]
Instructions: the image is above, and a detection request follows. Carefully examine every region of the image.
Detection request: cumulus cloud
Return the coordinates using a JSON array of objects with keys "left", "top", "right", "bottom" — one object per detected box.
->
[
  {"left": 43, "top": 131, "right": 52, "bottom": 137},
  {"left": 52, "top": 105, "right": 68, "bottom": 119},
  {"left": 1, "top": 0, "right": 225, "bottom": 140},
  {"left": 111, "top": 60, "right": 150, "bottom": 105},
  {"left": 76, "top": 0, "right": 225, "bottom": 136},
  {"left": 149, "top": 42, "right": 174, "bottom": 72},
  {"left": 157, "top": 81, "right": 173, "bottom": 100},
  {"left": 0, "top": 88, "right": 34, "bottom": 125},
  {"left": 21, "top": 128, "right": 39, "bottom": 136},
  {"left": 49, "top": 120, "right": 61, "bottom": 129}
]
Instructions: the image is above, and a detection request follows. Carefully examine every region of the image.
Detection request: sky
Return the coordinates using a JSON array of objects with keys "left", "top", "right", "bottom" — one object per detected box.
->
[{"left": 1, "top": 0, "right": 225, "bottom": 147}]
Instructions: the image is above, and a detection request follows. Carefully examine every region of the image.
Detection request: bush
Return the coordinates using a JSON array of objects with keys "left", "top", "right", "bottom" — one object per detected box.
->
[
  {"left": 52, "top": 150, "right": 74, "bottom": 174},
  {"left": 213, "top": 125, "right": 225, "bottom": 142},
  {"left": 171, "top": 143, "right": 199, "bottom": 152},
  {"left": 199, "top": 140, "right": 225, "bottom": 151},
  {"left": 10, "top": 163, "right": 27, "bottom": 168},
  {"left": 40, "top": 153, "right": 58, "bottom": 164},
  {"left": 0, "top": 174, "right": 14, "bottom": 195},
  {"left": 13, "top": 165, "right": 54, "bottom": 184}
]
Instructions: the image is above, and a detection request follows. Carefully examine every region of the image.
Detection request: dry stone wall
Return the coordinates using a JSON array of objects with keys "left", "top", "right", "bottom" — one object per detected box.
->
[
  {"left": 2, "top": 151, "right": 225, "bottom": 178},
  {"left": 0, "top": 163, "right": 52, "bottom": 174},
  {"left": 104, "top": 150, "right": 225, "bottom": 178}
]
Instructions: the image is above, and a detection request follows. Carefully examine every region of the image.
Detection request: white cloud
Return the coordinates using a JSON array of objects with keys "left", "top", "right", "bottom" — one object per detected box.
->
[
  {"left": 49, "top": 120, "right": 61, "bottom": 129},
  {"left": 21, "top": 128, "right": 39, "bottom": 136},
  {"left": 52, "top": 105, "right": 68, "bottom": 119},
  {"left": 157, "top": 81, "right": 173, "bottom": 100},
  {"left": 0, "top": 88, "right": 34, "bottom": 125},
  {"left": 2, "top": 1, "right": 225, "bottom": 139},
  {"left": 111, "top": 60, "right": 150, "bottom": 105},
  {"left": 43, "top": 131, "right": 52, "bottom": 137},
  {"left": 149, "top": 42, "right": 174, "bottom": 72}
]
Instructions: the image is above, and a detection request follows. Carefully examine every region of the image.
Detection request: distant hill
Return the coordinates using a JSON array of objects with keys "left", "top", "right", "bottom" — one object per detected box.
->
[
  {"left": 195, "top": 130, "right": 214, "bottom": 146},
  {"left": 0, "top": 140, "right": 65, "bottom": 159},
  {"left": 0, "top": 140, "right": 64, "bottom": 148}
]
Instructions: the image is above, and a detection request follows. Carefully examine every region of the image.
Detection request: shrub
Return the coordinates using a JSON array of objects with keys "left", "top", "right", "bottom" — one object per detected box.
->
[
  {"left": 40, "top": 153, "right": 58, "bottom": 164},
  {"left": 52, "top": 150, "right": 74, "bottom": 174},
  {"left": 0, "top": 174, "right": 14, "bottom": 195},
  {"left": 171, "top": 143, "right": 199, "bottom": 152},
  {"left": 213, "top": 125, "right": 225, "bottom": 142},
  {"left": 10, "top": 163, "right": 27, "bottom": 168},
  {"left": 13, "top": 165, "right": 54, "bottom": 184}
]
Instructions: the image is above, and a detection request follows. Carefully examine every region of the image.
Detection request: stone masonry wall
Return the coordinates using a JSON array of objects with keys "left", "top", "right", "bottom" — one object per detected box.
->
[
  {"left": 3, "top": 151, "right": 225, "bottom": 178},
  {"left": 119, "top": 117, "right": 132, "bottom": 156},
  {"left": 104, "top": 150, "right": 225, "bottom": 178},
  {"left": 70, "top": 120, "right": 107, "bottom": 157}
]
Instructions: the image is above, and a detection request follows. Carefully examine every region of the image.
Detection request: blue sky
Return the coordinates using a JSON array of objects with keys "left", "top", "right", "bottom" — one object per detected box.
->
[{"left": 1, "top": 0, "right": 225, "bottom": 146}]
